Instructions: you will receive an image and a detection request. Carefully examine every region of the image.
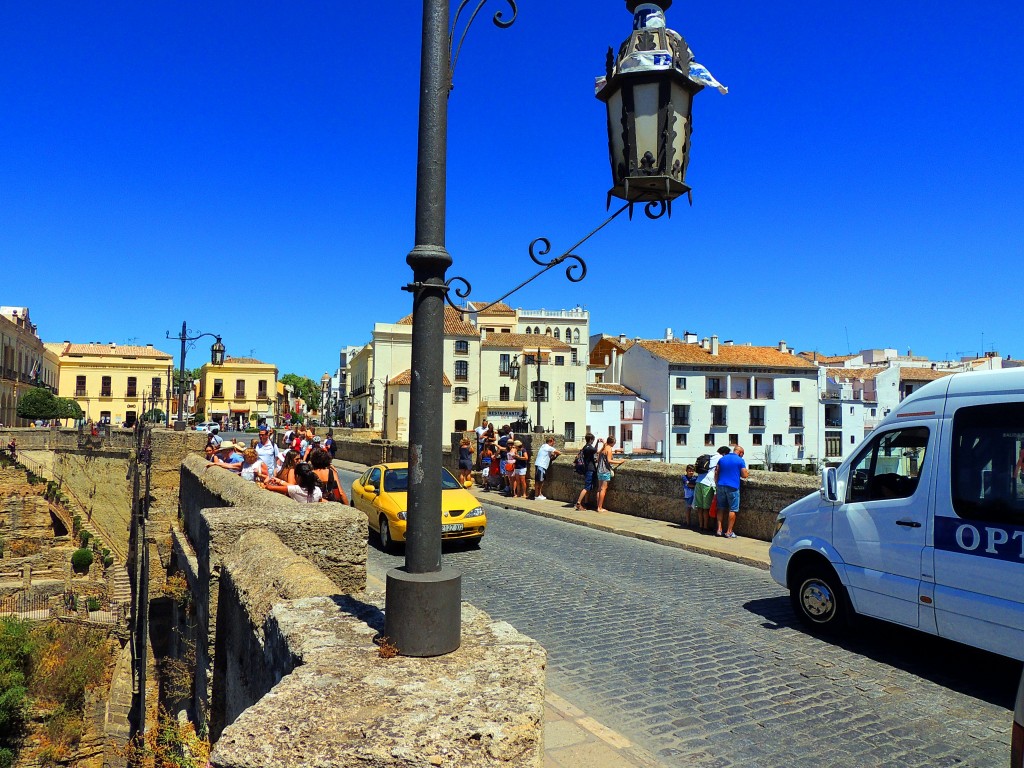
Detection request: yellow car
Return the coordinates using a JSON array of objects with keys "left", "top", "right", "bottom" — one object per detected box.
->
[{"left": 351, "top": 462, "right": 486, "bottom": 551}]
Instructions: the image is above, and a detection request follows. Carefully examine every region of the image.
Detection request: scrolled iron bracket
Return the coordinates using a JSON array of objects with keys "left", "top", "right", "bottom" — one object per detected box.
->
[{"left": 449, "top": 0, "right": 518, "bottom": 86}]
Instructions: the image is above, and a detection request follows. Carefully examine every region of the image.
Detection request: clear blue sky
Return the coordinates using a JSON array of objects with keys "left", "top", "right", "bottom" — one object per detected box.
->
[{"left": 3, "top": 2, "right": 1022, "bottom": 377}]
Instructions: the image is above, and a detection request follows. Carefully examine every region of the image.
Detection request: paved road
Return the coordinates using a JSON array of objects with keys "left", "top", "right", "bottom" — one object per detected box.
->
[{"left": 338, "top": 468, "right": 1021, "bottom": 767}]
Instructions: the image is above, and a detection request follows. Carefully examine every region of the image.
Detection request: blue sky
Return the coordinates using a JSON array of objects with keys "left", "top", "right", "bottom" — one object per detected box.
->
[{"left": 3, "top": 2, "right": 1022, "bottom": 377}]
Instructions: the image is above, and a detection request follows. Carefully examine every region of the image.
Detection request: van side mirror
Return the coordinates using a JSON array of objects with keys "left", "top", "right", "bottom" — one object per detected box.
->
[{"left": 821, "top": 466, "right": 839, "bottom": 503}]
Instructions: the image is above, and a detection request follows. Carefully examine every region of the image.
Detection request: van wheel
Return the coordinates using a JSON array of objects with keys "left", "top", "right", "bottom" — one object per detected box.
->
[{"left": 790, "top": 565, "right": 848, "bottom": 631}]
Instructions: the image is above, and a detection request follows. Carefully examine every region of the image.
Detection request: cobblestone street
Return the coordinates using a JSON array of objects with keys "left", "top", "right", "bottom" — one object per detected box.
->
[{"left": 350, "top": 472, "right": 1021, "bottom": 767}]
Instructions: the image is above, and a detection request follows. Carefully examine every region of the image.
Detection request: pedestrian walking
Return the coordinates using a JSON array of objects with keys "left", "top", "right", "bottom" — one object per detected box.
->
[
  {"left": 533, "top": 436, "right": 560, "bottom": 501},
  {"left": 715, "top": 446, "right": 749, "bottom": 538}
]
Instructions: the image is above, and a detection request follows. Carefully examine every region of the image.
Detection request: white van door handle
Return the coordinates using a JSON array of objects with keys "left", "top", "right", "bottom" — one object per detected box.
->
[{"left": 895, "top": 519, "right": 922, "bottom": 528}]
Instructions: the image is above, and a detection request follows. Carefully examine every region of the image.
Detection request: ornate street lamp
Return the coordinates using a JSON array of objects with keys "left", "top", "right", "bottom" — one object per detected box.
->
[
  {"left": 166, "top": 322, "right": 225, "bottom": 431},
  {"left": 321, "top": 373, "right": 331, "bottom": 427},
  {"left": 597, "top": 0, "right": 707, "bottom": 207},
  {"left": 387, "top": 0, "right": 720, "bottom": 659}
]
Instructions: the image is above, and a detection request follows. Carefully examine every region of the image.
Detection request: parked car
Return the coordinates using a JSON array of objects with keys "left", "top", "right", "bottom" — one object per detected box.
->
[
  {"left": 770, "top": 368, "right": 1024, "bottom": 661},
  {"left": 350, "top": 462, "right": 486, "bottom": 552},
  {"left": 1014, "top": 667, "right": 1024, "bottom": 768},
  {"left": 195, "top": 422, "right": 219, "bottom": 433}
]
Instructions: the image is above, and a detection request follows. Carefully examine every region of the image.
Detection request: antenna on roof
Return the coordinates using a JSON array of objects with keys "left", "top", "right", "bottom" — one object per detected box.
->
[{"left": 844, "top": 326, "right": 851, "bottom": 355}]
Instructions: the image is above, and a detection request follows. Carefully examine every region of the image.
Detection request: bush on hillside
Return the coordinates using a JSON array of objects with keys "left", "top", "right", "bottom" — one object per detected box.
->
[{"left": 70, "top": 549, "right": 93, "bottom": 572}]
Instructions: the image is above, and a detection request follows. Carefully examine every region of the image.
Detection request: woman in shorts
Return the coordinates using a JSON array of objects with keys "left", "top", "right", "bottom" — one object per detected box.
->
[{"left": 458, "top": 438, "right": 474, "bottom": 485}]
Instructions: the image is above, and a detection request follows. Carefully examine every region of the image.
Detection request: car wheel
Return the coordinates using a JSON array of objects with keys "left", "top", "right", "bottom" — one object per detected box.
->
[
  {"left": 379, "top": 516, "right": 395, "bottom": 553},
  {"left": 790, "top": 564, "right": 849, "bottom": 631}
]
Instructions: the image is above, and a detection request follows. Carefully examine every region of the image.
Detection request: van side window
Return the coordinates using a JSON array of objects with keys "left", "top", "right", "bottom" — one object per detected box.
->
[
  {"left": 951, "top": 403, "right": 1024, "bottom": 525},
  {"left": 847, "top": 427, "right": 929, "bottom": 504}
]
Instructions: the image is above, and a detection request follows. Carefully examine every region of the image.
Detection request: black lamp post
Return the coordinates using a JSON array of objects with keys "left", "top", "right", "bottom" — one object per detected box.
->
[
  {"left": 386, "top": 0, "right": 713, "bottom": 658},
  {"left": 320, "top": 373, "right": 331, "bottom": 427},
  {"left": 166, "top": 322, "right": 225, "bottom": 432}
]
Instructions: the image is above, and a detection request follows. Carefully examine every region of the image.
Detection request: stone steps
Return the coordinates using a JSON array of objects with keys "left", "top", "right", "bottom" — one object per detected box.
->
[{"left": 110, "top": 564, "right": 132, "bottom": 604}]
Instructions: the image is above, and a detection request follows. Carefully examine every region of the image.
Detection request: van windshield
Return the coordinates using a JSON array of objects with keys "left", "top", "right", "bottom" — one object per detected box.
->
[{"left": 952, "top": 403, "right": 1024, "bottom": 525}]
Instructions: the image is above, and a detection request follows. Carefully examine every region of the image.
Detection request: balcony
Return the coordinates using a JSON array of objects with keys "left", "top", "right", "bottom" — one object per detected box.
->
[
  {"left": 672, "top": 419, "right": 690, "bottom": 427},
  {"left": 99, "top": 389, "right": 112, "bottom": 398},
  {"left": 126, "top": 391, "right": 138, "bottom": 399},
  {"left": 75, "top": 389, "right": 88, "bottom": 398},
  {"left": 790, "top": 420, "right": 804, "bottom": 429},
  {"left": 749, "top": 418, "right": 765, "bottom": 427},
  {"left": 825, "top": 418, "right": 843, "bottom": 428},
  {"left": 2, "top": 367, "right": 15, "bottom": 381},
  {"left": 706, "top": 388, "right": 724, "bottom": 399}
]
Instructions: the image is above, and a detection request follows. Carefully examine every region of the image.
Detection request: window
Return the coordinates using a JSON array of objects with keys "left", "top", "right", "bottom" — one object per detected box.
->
[
  {"left": 454, "top": 387, "right": 469, "bottom": 403},
  {"left": 773, "top": 434, "right": 783, "bottom": 445},
  {"left": 554, "top": 356, "right": 565, "bottom": 366},
  {"left": 525, "top": 327, "right": 532, "bottom": 334},
  {"left": 499, "top": 386, "right": 510, "bottom": 402},
  {"left": 571, "top": 349, "right": 578, "bottom": 364},
  {"left": 795, "top": 433, "right": 804, "bottom": 446},
  {"left": 213, "top": 379, "right": 224, "bottom": 398},
  {"left": 850, "top": 406, "right": 855, "bottom": 414},
  {"left": 454, "top": 340, "right": 469, "bottom": 355},
  {"left": 454, "top": 419, "right": 467, "bottom": 431},
  {"left": 704, "top": 434, "right": 715, "bottom": 446},
  {"left": 126, "top": 377, "right": 137, "bottom": 397},
  {"left": 525, "top": 354, "right": 536, "bottom": 366},
  {"left": 572, "top": 329, "right": 580, "bottom": 344},
  {"left": 76, "top": 376, "right": 86, "bottom": 397},
  {"left": 258, "top": 380, "right": 268, "bottom": 399},
  {"left": 590, "top": 400, "right": 604, "bottom": 412},
  {"left": 729, "top": 433, "right": 739, "bottom": 445},
  {"left": 792, "top": 381, "right": 801, "bottom": 392},
  {"left": 826, "top": 431, "right": 842, "bottom": 457},
  {"left": 101, "top": 376, "right": 112, "bottom": 397},
  {"left": 951, "top": 403, "right": 1024, "bottom": 524},
  {"left": 499, "top": 354, "right": 511, "bottom": 376},
  {"left": 564, "top": 422, "right": 576, "bottom": 441},
  {"left": 851, "top": 435, "right": 856, "bottom": 444},
  {"left": 752, "top": 434, "right": 763, "bottom": 446},
  {"left": 125, "top": 411, "right": 137, "bottom": 427},
  {"left": 672, "top": 404, "right": 690, "bottom": 427},
  {"left": 554, "top": 329, "right": 560, "bottom": 340},
  {"left": 871, "top": 408, "right": 877, "bottom": 416},
  {"left": 676, "top": 377, "right": 687, "bottom": 390},
  {"left": 676, "top": 433, "right": 687, "bottom": 446},
  {"left": 501, "top": 328, "right": 511, "bottom": 333},
  {"left": 545, "top": 327, "right": 552, "bottom": 336},
  {"left": 594, "top": 372, "right": 604, "bottom": 383},
  {"left": 534, "top": 326, "right": 540, "bottom": 335},
  {"left": 750, "top": 406, "right": 765, "bottom": 427},
  {"left": 455, "top": 360, "right": 469, "bottom": 381},
  {"left": 235, "top": 379, "right": 246, "bottom": 398},
  {"left": 706, "top": 378, "right": 723, "bottom": 398},
  {"left": 531, "top": 380, "right": 549, "bottom": 402},
  {"left": 564, "top": 382, "right": 575, "bottom": 401},
  {"left": 151, "top": 377, "right": 162, "bottom": 398},
  {"left": 755, "top": 378, "right": 775, "bottom": 400},
  {"left": 847, "top": 426, "right": 929, "bottom": 504},
  {"left": 789, "top": 407, "right": 803, "bottom": 428},
  {"left": 711, "top": 405, "right": 727, "bottom": 427}
]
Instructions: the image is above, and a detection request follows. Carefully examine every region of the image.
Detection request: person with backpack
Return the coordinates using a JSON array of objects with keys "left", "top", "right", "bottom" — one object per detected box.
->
[
  {"left": 682, "top": 464, "right": 698, "bottom": 528},
  {"left": 692, "top": 452, "right": 716, "bottom": 533},
  {"left": 574, "top": 433, "right": 599, "bottom": 510}
]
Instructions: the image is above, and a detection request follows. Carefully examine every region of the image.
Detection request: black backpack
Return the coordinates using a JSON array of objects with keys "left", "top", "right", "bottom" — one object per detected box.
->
[
  {"left": 695, "top": 454, "right": 712, "bottom": 474},
  {"left": 573, "top": 450, "right": 586, "bottom": 474}
]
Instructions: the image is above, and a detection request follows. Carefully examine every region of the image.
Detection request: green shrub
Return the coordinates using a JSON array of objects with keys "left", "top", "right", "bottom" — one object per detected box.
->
[
  {"left": 0, "top": 617, "right": 34, "bottom": 759},
  {"left": 85, "top": 598, "right": 100, "bottom": 612},
  {"left": 72, "top": 515, "right": 81, "bottom": 533},
  {"left": 79, "top": 531, "right": 91, "bottom": 547},
  {"left": 103, "top": 556, "right": 114, "bottom": 569},
  {"left": 101, "top": 548, "right": 110, "bottom": 558},
  {"left": 71, "top": 549, "right": 93, "bottom": 572}
]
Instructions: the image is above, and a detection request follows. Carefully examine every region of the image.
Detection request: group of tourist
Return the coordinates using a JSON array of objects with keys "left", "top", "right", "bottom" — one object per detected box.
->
[
  {"left": 472, "top": 421, "right": 537, "bottom": 498},
  {"left": 204, "top": 424, "right": 347, "bottom": 505},
  {"left": 681, "top": 445, "right": 749, "bottom": 538}
]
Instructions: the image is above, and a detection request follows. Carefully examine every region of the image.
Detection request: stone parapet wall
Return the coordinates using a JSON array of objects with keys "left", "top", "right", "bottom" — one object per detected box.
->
[
  {"left": 210, "top": 530, "right": 545, "bottom": 768},
  {"left": 0, "top": 427, "right": 136, "bottom": 452}
]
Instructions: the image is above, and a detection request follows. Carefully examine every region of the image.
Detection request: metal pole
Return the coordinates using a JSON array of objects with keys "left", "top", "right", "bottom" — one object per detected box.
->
[
  {"left": 536, "top": 347, "right": 542, "bottom": 429},
  {"left": 176, "top": 322, "right": 187, "bottom": 429},
  {"left": 385, "top": 0, "right": 461, "bottom": 657}
]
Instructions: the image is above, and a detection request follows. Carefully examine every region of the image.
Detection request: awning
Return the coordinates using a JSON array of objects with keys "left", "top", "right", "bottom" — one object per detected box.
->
[{"left": 230, "top": 408, "right": 250, "bottom": 413}]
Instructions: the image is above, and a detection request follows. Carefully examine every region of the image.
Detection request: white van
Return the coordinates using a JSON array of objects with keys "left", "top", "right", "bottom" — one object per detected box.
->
[{"left": 770, "top": 367, "right": 1024, "bottom": 660}]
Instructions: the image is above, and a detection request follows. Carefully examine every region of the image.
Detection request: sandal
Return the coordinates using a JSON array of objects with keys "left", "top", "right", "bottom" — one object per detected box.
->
[{"left": 574, "top": 503, "right": 583, "bottom": 511}]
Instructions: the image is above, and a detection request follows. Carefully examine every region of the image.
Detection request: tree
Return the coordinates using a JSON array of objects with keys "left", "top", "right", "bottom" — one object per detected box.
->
[
  {"left": 55, "top": 398, "right": 84, "bottom": 426},
  {"left": 143, "top": 408, "right": 165, "bottom": 423},
  {"left": 16, "top": 387, "right": 59, "bottom": 421},
  {"left": 280, "top": 374, "right": 321, "bottom": 413}
]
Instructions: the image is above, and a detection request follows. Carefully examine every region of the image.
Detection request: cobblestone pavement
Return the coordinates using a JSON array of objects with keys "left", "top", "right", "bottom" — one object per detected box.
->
[{"left": 346, "top": 471, "right": 1021, "bottom": 767}]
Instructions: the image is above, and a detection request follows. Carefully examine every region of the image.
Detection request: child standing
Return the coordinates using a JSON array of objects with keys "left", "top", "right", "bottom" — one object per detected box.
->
[{"left": 682, "top": 464, "right": 697, "bottom": 528}]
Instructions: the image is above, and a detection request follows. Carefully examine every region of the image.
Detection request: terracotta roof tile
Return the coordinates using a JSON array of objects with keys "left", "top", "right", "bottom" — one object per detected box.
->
[
  {"left": 467, "top": 300, "right": 516, "bottom": 316},
  {"left": 800, "top": 352, "right": 858, "bottom": 364},
  {"left": 635, "top": 340, "right": 818, "bottom": 370},
  {"left": 900, "top": 367, "right": 956, "bottom": 382},
  {"left": 57, "top": 343, "right": 174, "bottom": 359},
  {"left": 224, "top": 356, "right": 270, "bottom": 365},
  {"left": 481, "top": 333, "right": 572, "bottom": 350},
  {"left": 826, "top": 367, "right": 884, "bottom": 381},
  {"left": 397, "top": 306, "right": 479, "bottom": 336},
  {"left": 587, "top": 383, "right": 639, "bottom": 397},
  {"left": 389, "top": 369, "right": 452, "bottom": 387}
]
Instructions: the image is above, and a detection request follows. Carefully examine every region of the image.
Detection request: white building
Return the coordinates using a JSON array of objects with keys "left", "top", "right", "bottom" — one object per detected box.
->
[{"left": 620, "top": 334, "right": 821, "bottom": 468}]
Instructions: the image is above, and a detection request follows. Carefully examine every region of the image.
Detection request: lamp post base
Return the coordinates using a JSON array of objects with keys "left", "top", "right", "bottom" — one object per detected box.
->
[
  {"left": 384, "top": 565, "right": 462, "bottom": 657},
  {"left": 173, "top": 420, "right": 187, "bottom": 432}
]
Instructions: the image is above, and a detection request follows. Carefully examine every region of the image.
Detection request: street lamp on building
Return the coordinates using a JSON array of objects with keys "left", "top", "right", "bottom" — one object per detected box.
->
[
  {"left": 166, "top": 322, "right": 225, "bottom": 431},
  {"left": 387, "top": 0, "right": 716, "bottom": 658}
]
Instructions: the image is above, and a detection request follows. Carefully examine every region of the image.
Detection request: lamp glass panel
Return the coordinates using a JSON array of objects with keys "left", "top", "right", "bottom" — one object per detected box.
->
[
  {"left": 669, "top": 81, "right": 693, "bottom": 179},
  {"left": 606, "top": 88, "right": 625, "bottom": 180},
  {"left": 632, "top": 82, "right": 661, "bottom": 165}
]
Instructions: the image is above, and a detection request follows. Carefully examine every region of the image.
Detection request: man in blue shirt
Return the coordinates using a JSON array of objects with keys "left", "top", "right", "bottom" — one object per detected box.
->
[{"left": 715, "top": 446, "right": 749, "bottom": 538}]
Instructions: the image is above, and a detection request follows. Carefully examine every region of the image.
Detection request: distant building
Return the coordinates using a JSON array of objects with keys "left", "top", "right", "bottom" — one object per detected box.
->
[
  {"left": 2, "top": 307, "right": 57, "bottom": 426},
  {"left": 195, "top": 357, "right": 277, "bottom": 431},
  {"left": 47, "top": 341, "right": 174, "bottom": 426}
]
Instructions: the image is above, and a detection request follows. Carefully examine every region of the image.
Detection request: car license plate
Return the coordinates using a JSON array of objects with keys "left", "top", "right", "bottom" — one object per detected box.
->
[{"left": 441, "top": 523, "right": 464, "bottom": 533}]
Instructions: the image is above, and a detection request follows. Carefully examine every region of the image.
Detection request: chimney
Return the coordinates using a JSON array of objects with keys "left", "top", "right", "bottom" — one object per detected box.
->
[
  {"left": 778, "top": 340, "right": 788, "bottom": 354},
  {"left": 723, "top": 339, "right": 733, "bottom": 346},
  {"left": 146, "top": 343, "right": 154, "bottom": 348},
  {"left": 618, "top": 334, "right": 627, "bottom": 344},
  {"left": 700, "top": 337, "right": 709, "bottom": 350},
  {"left": 665, "top": 327, "right": 673, "bottom": 341},
  {"left": 710, "top": 335, "right": 719, "bottom": 356},
  {"left": 683, "top": 330, "right": 698, "bottom": 344}
]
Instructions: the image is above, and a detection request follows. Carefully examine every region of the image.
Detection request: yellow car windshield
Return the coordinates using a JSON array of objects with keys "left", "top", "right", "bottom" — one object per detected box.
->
[{"left": 382, "top": 468, "right": 463, "bottom": 493}]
